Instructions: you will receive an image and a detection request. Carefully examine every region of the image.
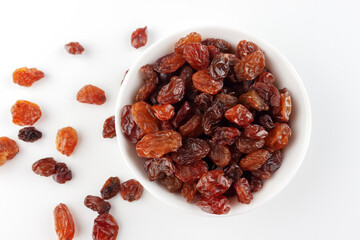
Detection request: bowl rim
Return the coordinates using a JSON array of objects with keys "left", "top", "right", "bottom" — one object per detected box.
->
[{"left": 115, "top": 25, "right": 312, "bottom": 217}]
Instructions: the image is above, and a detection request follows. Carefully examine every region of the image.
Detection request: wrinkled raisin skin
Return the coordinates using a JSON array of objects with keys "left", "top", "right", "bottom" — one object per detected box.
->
[
  {"left": 53, "top": 203, "right": 75, "bottom": 240},
  {"left": 56, "top": 127, "right": 78, "bottom": 157},
  {"left": 120, "top": 105, "right": 144, "bottom": 143},
  {"left": 100, "top": 177, "right": 121, "bottom": 200},
  {"left": 157, "top": 76, "right": 185, "bottom": 104},
  {"left": 182, "top": 183, "right": 197, "bottom": 203},
  {"left": 76, "top": 84, "right": 106, "bottom": 105},
  {"left": 175, "top": 32, "right": 202, "bottom": 54},
  {"left": 53, "top": 162, "right": 72, "bottom": 184},
  {"left": 244, "top": 124, "right": 268, "bottom": 140},
  {"left": 202, "top": 38, "right": 234, "bottom": 53},
  {"left": 18, "top": 126, "right": 42, "bottom": 142},
  {"left": 265, "top": 123, "right": 291, "bottom": 152},
  {"left": 183, "top": 43, "right": 210, "bottom": 70},
  {"left": 11, "top": 100, "right": 42, "bottom": 126},
  {"left": 239, "top": 149, "right": 270, "bottom": 171},
  {"left": 102, "top": 116, "right": 116, "bottom": 138},
  {"left": 193, "top": 69, "right": 223, "bottom": 95},
  {"left": 234, "top": 50, "right": 265, "bottom": 81},
  {"left": 236, "top": 40, "right": 259, "bottom": 59},
  {"left": 196, "top": 170, "right": 232, "bottom": 198},
  {"left": 225, "top": 104, "right": 253, "bottom": 127},
  {"left": 152, "top": 104, "right": 175, "bottom": 121},
  {"left": 153, "top": 52, "right": 185, "bottom": 73},
  {"left": 178, "top": 114, "right": 203, "bottom": 138},
  {"left": 32, "top": 157, "right": 56, "bottom": 177},
  {"left": 158, "top": 175, "right": 183, "bottom": 192},
  {"left": 208, "top": 54, "right": 230, "bottom": 81},
  {"left": 197, "top": 195, "right": 231, "bottom": 215},
  {"left": 65, "top": 42, "right": 85, "bottom": 55},
  {"left": 172, "top": 101, "right": 192, "bottom": 129},
  {"left": 144, "top": 156, "right": 175, "bottom": 181},
  {"left": 207, "top": 140, "right": 231, "bottom": 168},
  {"left": 84, "top": 195, "right": 111, "bottom": 214},
  {"left": 120, "top": 179, "right": 144, "bottom": 202},
  {"left": 13, "top": 67, "right": 44, "bottom": 87},
  {"left": 175, "top": 160, "right": 208, "bottom": 183},
  {"left": 234, "top": 178, "right": 253, "bottom": 204},
  {"left": 0, "top": 137, "right": 19, "bottom": 166},
  {"left": 273, "top": 88, "right": 292, "bottom": 122},
  {"left": 92, "top": 213, "right": 119, "bottom": 240},
  {"left": 238, "top": 89, "right": 269, "bottom": 111},
  {"left": 131, "top": 101, "right": 159, "bottom": 134},
  {"left": 171, "top": 138, "right": 210, "bottom": 165},
  {"left": 212, "top": 127, "right": 241, "bottom": 146},
  {"left": 236, "top": 137, "right": 265, "bottom": 154},
  {"left": 131, "top": 26, "right": 147, "bottom": 49}
]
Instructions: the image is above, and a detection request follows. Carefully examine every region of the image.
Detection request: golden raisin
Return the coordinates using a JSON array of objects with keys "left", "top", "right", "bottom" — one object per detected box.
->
[
  {"left": 13, "top": 67, "right": 44, "bottom": 87},
  {"left": 55, "top": 127, "right": 78, "bottom": 157},
  {"left": 53, "top": 203, "right": 75, "bottom": 240},
  {"left": 11, "top": 100, "right": 42, "bottom": 126},
  {"left": 0, "top": 137, "right": 19, "bottom": 166},
  {"left": 76, "top": 84, "right": 106, "bottom": 105}
]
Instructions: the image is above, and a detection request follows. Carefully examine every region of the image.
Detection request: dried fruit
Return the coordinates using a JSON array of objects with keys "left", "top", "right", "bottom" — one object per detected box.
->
[
  {"left": 175, "top": 32, "right": 202, "bottom": 54},
  {"left": 18, "top": 126, "right": 42, "bottom": 142},
  {"left": 208, "top": 54, "right": 230, "bottom": 80},
  {"left": 131, "top": 26, "right": 148, "bottom": 49},
  {"left": 234, "top": 178, "right": 253, "bottom": 204},
  {"left": 175, "top": 160, "right": 208, "bottom": 183},
  {"left": 252, "top": 82, "right": 280, "bottom": 107},
  {"left": 256, "top": 71, "right": 275, "bottom": 85},
  {"left": 120, "top": 105, "right": 144, "bottom": 143},
  {"left": 202, "top": 38, "right": 234, "bottom": 53},
  {"left": 171, "top": 101, "right": 192, "bottom": 129},
  {"left": 11, "top": 100, "right": 42, "bottom": 126},
  {"left": 84, "top": 195, "right": 111, "bottom": 214},
  {"left": 265, "top": 123, "right": 291, "bottom": 151},
  {"left": 144, "top": 156, "right": 175, "bottom": 181},
  {"left": 192, "top": 69, "right": 223, "bottom": 95},
  {"left": 32, "top": 157, "right": 57, "bottom": 177},
  {"left": 259, "top": 114, "right": 275, "bottom": 130},
  {"left": 100, "top": 177, "right": 121, "bottom": 200},
  {"left": 140, "top": 64, "right": 158, "bottom": 80},
  {"left": 273, "top": 88, "right": 292, "bottom": 122},
  {"left": 152, "top": 104, "right": 175, "bottom": 120},
  {"left": 92, "top": 213, "right": 119, "bottom": 240},
  {"left": 236, "top": 137, "right": 265, "bottom": 154},
  {"left": 182, "top": 183, "right": 197, "bottom": 203},
  {"left": 102, "top": 116, "right": 116, "bottom": 138},
  {"left": 183, "top": 43, "right": 210, "bottom": 70},
  {"left": 224, "top": 104, "right": 253, "bottom": 127},
  {"left": 236, "top": 40, "right": 259, "bottom": 59},
  {"left": 53, "top": 203, "right": 75, "bottom": 240},
  {"left": 207, "top": 45, "right": 221, "bottom": 59},
  {"left": 136, "top": 130, "right": 182, "bottom": 158},
  {"left": 194, "top": 93, "right": 213, "bottom": 111},
  {"left": 76, "top": 84, "right": 106, "bottom": 105},
  {"left": 249, "top": 175, "right": 263, "bottom": 192},
  {"left": 131, "top": 101, "right": 159, "bottom": 134},
  {"left": 179, "top": 65, "right": 194, "bottom": 86},
  {"left": 171, "top": 138, "right": 210, "bottom": 165},
  {"left": 224, "top": 163, "right": 243, "bottom": 181},
  {"left": 207, "top": 140, "right": 231, "bottom": 168},
  {"left": 244, "top": 124, "right": 268, "bottom": 140},
  {"left": 13, "top": 67, "right": 44, "bottom": 87},
  {"left": 239, "top": 149, "right": 270, "bottom": 171},
  {"left": 56, "top": 127, "right": 78, "bottom": 157},
  {"left": 160, "top": 120, "right": 175, "bottom": 130},
  {"left": 158, "top": 175, "right": 183, "bottom": 192},
  {"left": 212, "top": 127, "right": 241, "bottom": 145},
  {"left": 252, "top": 151, "right": 282, "bottom": 179},
  {"left": 178, "top": 114, "right": 203, "bottom": 138},
  {"left": 0, "top": 137, "right": 19, "bottom": 166},
  {"left": 202, "top": 101, "right": 225, "bottom": 135},
  {"left": 157, "top": 76, "right": 185, "bottom": 104},
  {"left": 120, "top": 179, "right": 144, "bottom": 202},
  {"left": 135, "top": 81, "right": 156, "bottom": 102},
  {"left": 53, "top": 162, "right": 72, "bottom": 184},
  {"left": 197, "top": 195, "right": 231, "bottom": 215},
  {"left": 64, "top": 42, "right": 85, "bottom": 55},
  {"left": 238, "top": 89, "right": 269, "bottom": 111},
  {"left": 234, "top": 50, "right": 265, "bottom": 81},
  {"left": 215, "top": 93, "right": 239, "bottom": 109},
  {"left": 153, "top": 52, "right": 185, "bottom": 73},
  {"left": 196, "top": 170, "right": 232, "bottom": 197}
]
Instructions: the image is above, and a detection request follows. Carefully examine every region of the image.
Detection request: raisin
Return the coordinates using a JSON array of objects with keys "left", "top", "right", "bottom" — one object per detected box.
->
[
  {"left": 224, "top": 104, "right": 253, "bottom": 127},
  {"left": 76, "top": 84, "right": 106, "bottom": 105},
  {"left": 100, "top": 177, "right": 121, "bottom": 200},
  {"left": 131, "top": 26, "right": 147, "bottom": 49},
  {"left": 53, "top": 162, "right": 72, "bottom": 184},
  {"left": 160, "top": 120, "right": 175, "bottom": 130},
  {"left": 196, "top": 170, "right": 232, "bottom": 197},
  {"left": 234, "top": 50, "right": 265, "bottom": 81},
  {"left": 202, "top": 38, "right": 234, "bottom": 53},
  {"left": 92, "top": 213, "right": 119, "bottom": 240},
  {"left": 175, "top": 160, "right": 208, "bottom": 183},
  {"left": 140, "top": 64, "right": 158, "bottom": 80},
  {"left": 224, "top": 163, "right": 243, "bottom": 181},
  {"left": 259, "top": 114, "right": 275, "bottom": 130},
  {"left": 17, "top": 126, "right": 42, "bottom": 142},
  {"left": 223, "top": 53, "right": 241, "bottom": 66},
  {"left": 135, "top": 81, "right": 156, "bottom": 102},
  {"left": 207, "top": 45, "right": 221, "bottom": 60},
  {"left": 239, "top": 149, "right": 270, "bottom": 171},
  {"left": 159, "top": 72, "right": 173, "bottom": 82},
  {"left": 179, "top": 65, "right": 194, "bottom": 86},
  {"left": 0, "top": 137, "right": 19, "bottom": 166},
  {"left": 197, "top": 195, "right": 231, "bottom": 215},
  {"left": 183, "top": 43, "right": 210, "bottom": 70},
  {"left": 170, "top": 138, "right": 210, "bottom": 165},
  {"left": 234, "top": 178, "right": 253, "bottom": 204},
  {"left": 215, "top": 93, "right": 239, "bottom": 109},
  {"left": 192, "top": 69, "right": 223, "bottom": 95},
  {"left": 182, "top": 182, "right": 197, "bottom": 203},
  {"left": 102, "top": 116, "right": 116, "bottom": 138},
  {"left": 13, "top": 67, "right": 44, "bottom": 87},
  {"left": 265, "top": 123, "right": 291, "bottom": 152},
  {"left": 11, "top": 100, "right": 42, "bottom": 126},
  {"left": 273, "top": 88, "right": 292, "bottom": 122},
  {"left": 229, "top": 144, "right": 243, "bottom": 162},
  {"left": 120, "top": 179, "right": 144, "bottom": 202},
  {"left": 158, "top": 174, "right": 183, "bottom": 192},
  {"left": 153, "top": 52, "right": 185, "bottom": 73},
  {"left": 178, "top": 114, "right": 203, "bottom": 138},
  {"left": 136, "top": 130, "right": 182, "bottom": 158},
  {"left": 207, "top": 140, "right": 231, "bottom": 167},
  {"left": 249, "top": 175, "right": 263, "bottom": 192},
  {"left": 238, "top": 89, "right": 269, "bottom": 111},
  {"left": 144, "top": 156, "right": 175, "bottom": 181},
  {"left": 157, "top": 76, "right": 185, "bottom": 104},
  {"left": 120, "top": 105, "right": 144, "bottom": 143},
  {"left": 152, "top": 104, "right": 175, "bottom": 121},
  {"left": 252, "top": 151, "right": 282, "bottom": 179},
  {"left": 175, "top": 32, "right": 202, "bottom": 54},
  {"left": 32, "top": 157, "right": 57, "bottom": 177},
  {"left": 251, "top": 82, "right": 280, "bottom": 107},
  {"left": 208, "top": 54, "right": 230, "bottom": 81},
  {"left": 64, "top": 42, "right": 84, "bottom": 55},
  {"left": 131, "top": 101, "right": 159, "bottom": 134},
  {"left": 194, "top": 93, "right": 213, "bottom": 111},
  {"left": 172, "top": 101, "right": 193, "bottom": 129},
  {"left": 212, "top": 127, "right": 241, "bottom": 145},
  {"left": 53, "top": 203, "right": 75, "bottom": 240},
  {"left": 202, "top": 101, "right": 225, "bottom": 135},
  {"left": 244, "top": 124, "right": 268, "bottom": 140},
  {"left": 256, "top": 71, "right": 275, "bottom": 85},
  {"left": 236, "top": 137, "right": 265, "bottom": 154},
  {"left": 236, "top": 40, "right": 259, "bottom": 59},
  {"left": 56, "top": 127, "right": 78, "bottom": 157},
  {"left": 84, "top": 195, "right": 111, "bottom": 214}
]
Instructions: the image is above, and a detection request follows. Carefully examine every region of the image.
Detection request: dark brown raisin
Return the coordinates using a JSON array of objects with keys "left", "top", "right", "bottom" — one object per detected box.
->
[
  {"left": 52, "top": 162, "right": 72, "bottom": 184},
  {"left": 158, "top": 175, "right": 183, "bottom": 192},
  {"left": 84, "top": 195, "right": 111, "bottom": 214},
  {"left": 212, "top": 127, "right": 241, "bottom": 145},
  {"left": 202, "top": 38, "right": 234, "bottom": 53},
  {"left": 18, "top": 126, "right": 42, "bottom": 142},
  {"left": 144, "top": 156, "right": 175, "bottom": 181},
  {"left": 207, "top": 140, "right": 231, "bottom": 167},
  {"left": 100, "top": 177, "right": 121, "bottom": 200},
  {"left": 172, "top": 101, "right": 193, "bottom": 129},
  {"left": 236, "top": 137, "right": 265, "bottom": 154},
  {"left": 170, "top": 138, "right": 210, "bottom": 165}
]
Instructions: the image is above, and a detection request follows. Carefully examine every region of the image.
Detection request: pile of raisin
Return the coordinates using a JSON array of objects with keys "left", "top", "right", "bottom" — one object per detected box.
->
[{"left": 121, "top": 32, "right": 292, "bottom": 215}]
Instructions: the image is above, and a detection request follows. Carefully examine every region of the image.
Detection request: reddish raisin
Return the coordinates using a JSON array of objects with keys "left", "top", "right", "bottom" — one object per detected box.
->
[
  {"left": 170, "top": 138, "right": 210, "bottom": 165},
  {"left": 120, "top": 105, "right": 144, "bottom": 143},
  {"left": 144, "top": 156, "right": 175, "bottom": 181},
  {"left": 131, "top": 26, "right": 147, "bottom": 49},
  {"left": 0, "top": 137, "right": 19, "bottom": 166},
  {"left": 76, "top": 84, "right": 106, "bottom": 105},
  {"left": 182, "top": 183, "right": 197, "bottom": 203},
  {"left": 11, "top": 100, "right": 42, "bottom": 126},
  {"left": 157, "top": 76, "right": 185, "bottom": 104},
  {"left": 208, "top": 53, "right": 230, "bottom": 81},
  {"left": 92, "top": 213, "right": 119, "bottom": 240},
  {"left": 265, "top": 123, "right": 291, "bottom": 152},
  {"left": 244, "top": 124, "right": 268, "bottom": 140},
  {"left": 193, "top": 69, "right": 223, "bottom": 95},
  {"left": 18, "top": 126, "right": 42, "bottom": 142},
  {"left": 135, "top": 81, "right": 156, "bottom": 102},
  {"left": 178, "top": 114, "right": 203, "bottom": 138},
  {"left": 252, "top": 82, "right": 280, "bottom": 107},
  {"left": 224, "top": 163, "right": 243, "bottom": 181},
  {"left": 172, "top": 101, "right": 193, "bottom": 128},
  {"left": 273, "top": 88, "right": 292, "bottom": 122},
  {"left": 249, "top": 175, "right": 263, "bottom": 192},
  {"left": 65, "top": 42, "right": 84, "bottom": 55},
  {"left": 197, "top": 195, "right": 231, "bottom": 215},
  {"left": 140, "top": 64, "right": 158, "bottom": 80},
  {"left": 175, "top": 32, "right": 202, "bottom": 54},
  {"left": 234, "top": 178, "right": 253, "bottom": 204},
  {"left": 13, "top": 67, "right": 44, "bottom": 87},
  {"left": 102, "top": 116, "right": 116, "bottom": 138},
  {"left": 252, "top": 151, "right": 282, "bottom": 179},
  {"left": 53, "top": 162, "right": 72, "bottom": 184},
  {"left": 207, "top": 45, "right": 221, "bottom": 60},
  {"left": 236, "top": 40, "right": 259, "bottom": 59},
  {"left": 194, "top": 93, "right": 213, "bottom": 111},
  {"left": 207, "top": 140, "right": 231, "bottom": 168},
  {"left": 175, "top": 160, "right": 208, "bottom": 183},
  {"left": 202, "top": 101, "right": 225, "bottom": 135},
  {"left": 238, "top": 89, "right": 269, "bottom": 111},
  {"left": 259, "top": 114, "right": 275, "bottom": 130},
  {"left": 32, "top": 157, "right": 56, "bottom": 177},
  {"left": 234, "top": 50, "right": 265, "bottom": 81},
  {"left": 152, "top": 104, "right": 175, "bottom": 121},
  {"left": 160, "top": 120, "right": 175, "bottom": 130},
  {"left": 56, "top": 127, "right": 78, "bottom": 157},
  {"left": 183, "top": 43, "right": 210, "bottom": 70},
  {"left": 215, "top": 93, "right": 239, "bottom": 109},
  {"left": 225, "top": 104, "right": 253, "bottom": 127},
  {"left": 120, "top": 179, "right": 144, "bottom": 202},
  {"left": 84, "top": 195, "right": 111, "bottom": 214},
  {"left": 153, "top": 52, "right": 185, "bottom": 73},
  {"left": 239, "top": 149, "right": 270, "bottom": 171},
  {"left": 100, "top": 177, "right": 121, "bottom": 200},
  {"left": 131, "top": 101, "right": 159, "bottom": 134},
  {"left": 202, "top": 38, "right": 234, "bottom": 53},
  {"left": 212, "top": 127, "right": 241, "bottom": 145},
  {"left": 196, "top": 170, "right": 232, "bottom": 197},
  {"left": 53, "top": 203, "right": 75, "bottom": 240},
  {"left": 236, "top": 137, "right": 265, "bottom": 154},
  {"left": 256, "top": 71, "right": 275, "bottom": 85},
  {"left": 158, "top": 175, "right": 183, "bottom": 192},
  {"left": 179, "top": 65, "right": 194, "bottom": 86}
]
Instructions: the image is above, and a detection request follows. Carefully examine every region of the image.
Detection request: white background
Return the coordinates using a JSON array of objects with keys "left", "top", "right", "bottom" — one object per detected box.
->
[{"left": 0, "top": 0, "right": 359, "bottom": 239}]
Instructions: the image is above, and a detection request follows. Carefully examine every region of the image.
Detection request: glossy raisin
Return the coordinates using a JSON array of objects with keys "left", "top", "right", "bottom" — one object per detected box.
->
[
  {"left": 53, "top": 162, "right": 72, "bottom": 184},
  {"left": 11, "top": 100, "right": 42, "bottom": 126},
  {"left": 13, "top": 67, "right": 44, "bottom": 87},
  {"left": 120, "top": 179, "right": 144, "bottom": 202},
  {"left": 102, "top": 116, "right": 116, "bottom": 139},
  {"left": 256, "top": 71, "right": 275, "bottom": 85},
  {"left": 265, "top": 123, "right": 291, "bottom": 152},
  {"left": 120, "top": 105, "right": 144, "bottom": 143},
  {"left": 92, "top": 213, "right": 119, "bottom": 240},
  {"left": 236, "top": 137, "right": 265, "bottom": 154},
  {"left": 100, "top": 177, "right": 121, "bottom": 200},
  {"left": 234, "top": 178, "right": 253, "bottom": 204},
  {"left": 153, "top": 52, "right": 185, "bottom": 73},
  {"left": 202, "top": 101, "right": 225, "bottom": 135},
  {"left": 234, "top": 50, "right": 265, "bottom": 81},
  {"left": 144, "top": 156, "right": 175, "bottom": 181},
  {"left": 158, "top": 174, "right": 183, "bottom": 192},
  {"left": 252, "top": 82, "right": 280, "bottom": 107},
  {"left": 65, "top": 42, "right": 84, "bottom": 55},
  {"left": 157, "top": 76, "right": 185, "bottom": 104},
  {"left": 84, "top": 195, "right": 111, "bottom": 214},
  {"left": 172, "top": 101, "right": 193, "bottom": 128},
  {"left": 252, "top": 151, "right": 282, "bottom": 179},
  {"left": 196, "top": 170, "right": 232, "bottom": 197},
  {"left": 244, "top": 124, "right": 268, "bottom": 140},
  {"left": 183, "top": 43, "right": 210, "bottom": 70},
  {"left": 56, "top": 127, "right": 78, "bottom": 157},
  {"left": 215, "top": 93, "right": 239, "bottom": 109},
  {"left": 273, "top": 88, "right": 292, "bottom": 122},
  {"left": 249, "top": 175, "right": 263, "bottom": 192},
  {"left": 131, "top": 26, "right": 147, "bottom": 49},
  {"left": 208, "top": 53, "right": 230, "bottom": 81},
  {"left": 212, "top": 127, "right": 241, "bottom": 145},
  {"left": 160, "top": 120, "right": 175, "bottom": 130},
  {"left": 131, "top": 101, "right": 159, "bottom": 134},
  {"left": 207, "top": 140, "right": 231, "bottom": 167},
  {"left": 225, "top": 104, "right": 253, "bottom": 127},
  {"left": 76, "top": 84, "right": 106, "bottom": 105},
  {"left": 193, "top": 69, "right": 223, "bottom": 95},
  {"left": 197, "top": 195, "right": 231, "bottom": 215},
  {"left": 53, "top": 203, "right": 75, "bottom": 240},
  {"left": 32, "top": 157, "right": 56, "bottom": 177},
  {"left": 207, "top": 45, "right": 221, "bottom": 60},
  {"left": 202, "top": 38, "right": 234, "bottom": 53},
  {"left": 178, "top": 114, "right": 203, "bottom": 138},
  {"left": 236, "top": 40, "right": 259, "bottom": 59},
  {"left": 194, "top": 93, "right": 213, "bottom": 111},
  {"left": 224, "top": 163, "right": 243, "bottom": 181},
  {"left": 135, "top": 81, "right": 156, "bottom": 102},
  {"left": 182, "top": 183, "right": 197, "bottom": 203},
  {"left": 239, "top": 149, "right": 270, "bottom": 171},
  {"left": 18, "top": 126, "right": 42, "bottom": 142},
  {"left": 179, "top": 65, "right": 194, "bottom": 86},
  {"left": 238, "top": 89, "right": 269, "bottom": 111},
  {"left": 136, "top": 130, "right": 182, "bottom": 158},
  {"left": 175, "top": 32, "right": 202, "bottom": 53},
  {"left": 259, "top": 114, "right": 275, "bottom": 130},
  {"left": 175, "top": 160, "right": 208, "bottom": 183},
  {"left": 140, "top": 64, "right": 158, "bottom": 80},
  {"left": 0, "top": 137, "right": 19, "bottom": 166},
  {"left": 171, "top": 138, "right": 210, "bottom": 165},
  {"left": 152, "top": 104, "right": 175, "bottom": 120}
]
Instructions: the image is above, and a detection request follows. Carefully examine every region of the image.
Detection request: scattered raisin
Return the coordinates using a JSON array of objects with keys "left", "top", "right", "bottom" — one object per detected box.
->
[
  {"left": 13, "top": 67, "right": 44, "bottom": 87},
  {"left": 0, "top": 137, "right": 19, "bottom": 166},
  {"left": 84, "top": 195, "right": 111, "bottom": 214},
  {"left": 120, "top": 179, "right": 144, "bottom": 202},
  {"left": 32, "top": 157, "right": 56, "bottom": 177},
  {"left": 102, "top": 116, "right": 116, "bottom": 138},
  {"left": 196, "top": 195, "right": 231, "bottom": 215},
  {"left": 120, "top": 105, "right": 144, "bottom": 143},
  {"left": 18, "top": 126, "right": 42, "bottom": 142},
  {"left": 131, "top": 26, "right": 148, "bottom": 49},
  {"left": 76, "top": 84, "right": 106, "bottom": 105},
  {"left": 53, "top": 203, "right": 75, "bottom": 240},
  {"left": 65, "top": 42, "right": 84, "bottom": 55},
  {"left": 11, "top": 100, "right": 42, "bottom": 126},
  {"left": 196, "top": 170, "right": 232, "bottom": 197},
  {"left": 92, "top": 213, "right": 119, "bottom": 240},
  {"left": 56, "top": 127, "right": 78, "bottom": 157},
  {"left": 100, "top": 177, "right": 121, "bottom": 200},
  {"left": 53, "top": 162, "right": 72, "bottom": 184}
]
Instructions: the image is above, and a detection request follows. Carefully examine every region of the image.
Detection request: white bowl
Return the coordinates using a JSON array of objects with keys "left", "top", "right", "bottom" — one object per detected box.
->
[{"left": 115, "top": 26, "right": 311, "bottom": 216}]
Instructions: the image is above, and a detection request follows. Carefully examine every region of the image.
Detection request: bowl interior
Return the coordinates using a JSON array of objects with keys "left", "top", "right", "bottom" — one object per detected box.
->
[{"left": 115, "top": 26, "right": 311, "bottom": 217}]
